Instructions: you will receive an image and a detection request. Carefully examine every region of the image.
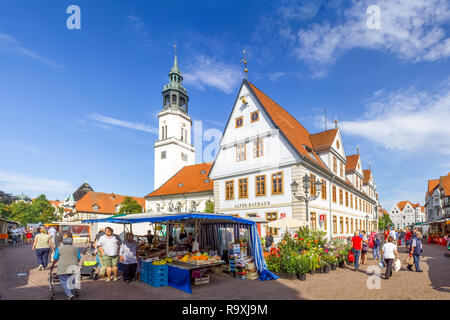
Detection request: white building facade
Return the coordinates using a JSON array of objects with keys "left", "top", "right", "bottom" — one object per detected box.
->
[
  {"left": 390, "top": 201, "right": 425, "bottom": 229},
  {"left": 209, "top": 80, "right": 379, "bottom": 242}
]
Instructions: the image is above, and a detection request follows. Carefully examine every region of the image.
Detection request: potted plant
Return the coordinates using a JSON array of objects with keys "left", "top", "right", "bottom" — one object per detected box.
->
[
  {"left": 323, "top": 261, "right": 330, "bottom": 273},
  {"left": 296, "top": 255, "right": 309, "bottom": 281}
]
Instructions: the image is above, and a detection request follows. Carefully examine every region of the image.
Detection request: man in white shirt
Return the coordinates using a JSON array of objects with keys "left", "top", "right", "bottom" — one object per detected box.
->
[
  {"left": 389, "top": 228, "right": 397, "bottom": 241},
  {"left": 11, "top": 226, "right": 19, "bottom": 246},
  {"left": 97, "top": 227, "right": 122, "bottom": 282},
  {"left": 381, "top": 236, "right": 399, "bottom": 280},
  {"left": 47, "top": 226, "right": 58, "bottom": 248}
]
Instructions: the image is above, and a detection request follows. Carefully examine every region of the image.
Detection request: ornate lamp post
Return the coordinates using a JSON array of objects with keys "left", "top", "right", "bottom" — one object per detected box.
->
[{"left": 291, "top": 174, "right": 322, "bottom": 223}]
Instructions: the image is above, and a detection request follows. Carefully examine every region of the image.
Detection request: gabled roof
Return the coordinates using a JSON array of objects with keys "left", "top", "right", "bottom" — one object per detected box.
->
[
  {"left": 397, "top": 200, "right": 414, "bottom": 212},
  {"left": 309, "top": 129, "right": 339, "bottom": 152},
  {"left": 246, "top": 81, "right": 326, "bottom": 169},
  {"left": 427, "top": 179, "right": 440, "bottom": 196},
  {"left": 346, "top": 155, "right": 360, "bottom": 173},
  {"left": 73, "top": 183, "right": 94, "bottom": 201},
  {"left": 76, "top": 191, "right": 145, "bottom": 214},
  {"left": 146, "top": 162, "right": 214, "bottom": 198},
  {"left": 439, "top": 174, "right": 450, "bottom": 196},
  {"left": 363, "top": 169, "right": 372, "bottom": 185}
]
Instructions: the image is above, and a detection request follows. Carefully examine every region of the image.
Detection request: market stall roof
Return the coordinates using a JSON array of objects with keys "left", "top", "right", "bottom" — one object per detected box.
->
[{"left": 81, "top": 212, "right": 257, "bottom": 226}]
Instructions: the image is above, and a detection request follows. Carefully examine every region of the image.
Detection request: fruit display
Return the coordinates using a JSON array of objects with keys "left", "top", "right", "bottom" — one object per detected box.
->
[
  {"left": 176, "top": 252, "right": 222, "bottom": 265},
  {"left": 151, "top": 257, "right": 173, "bottom": 265}
]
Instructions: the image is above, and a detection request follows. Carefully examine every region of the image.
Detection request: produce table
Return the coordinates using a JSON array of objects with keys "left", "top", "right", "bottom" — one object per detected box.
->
[{"left": 167, "top": 260, "right": 225, "bottom": 294}]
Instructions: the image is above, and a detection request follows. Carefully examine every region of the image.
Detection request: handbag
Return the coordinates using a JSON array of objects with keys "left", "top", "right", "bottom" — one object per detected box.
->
[
  {"left": 348, "top": 250, "right": 354, "bottom": 262},
  {"left": 394, "top": 259, "right": 401, "bottom": 272},
  {"left": 404, "top": 255, "right": 414, "bottom": 265}
]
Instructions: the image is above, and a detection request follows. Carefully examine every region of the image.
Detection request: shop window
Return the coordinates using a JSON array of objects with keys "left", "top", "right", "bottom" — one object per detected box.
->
[
  {"left": 255, "top": 175, "right": 266, "bottom": 197},
  {"left": 235, "top": 116, "right": 243, "bottom": 128},
  {"left": 311, "top": 212, "right": 317, "bottom": 230},
  {"left": 238, "top": 178, "right": 248, "bottom": 199},
  {"left": 236, "top": 143, "right": 246, "bottom": 162},
  {"left": 321, "top": 179, "right": 326, "bottom": 200},
  {"left": 253, "top": 137, "right": 263, "bottom": 158},
  {"left": 225, "top": 180, "right": 234, "bottom": 200},
  {"left": 271, "top": 172, "right": 283, "bottom": 195},
  {"left": 266, "top": 212, "right": 278, "bottom": 235}
]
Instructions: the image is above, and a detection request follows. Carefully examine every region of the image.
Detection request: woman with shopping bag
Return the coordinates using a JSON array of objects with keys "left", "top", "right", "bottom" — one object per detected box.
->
[
  {"left": 380, "top": 236, "right": 399, "bottom": 280},
  {"left": 351, "top": 231, "right": 363, "bottom": 271}
]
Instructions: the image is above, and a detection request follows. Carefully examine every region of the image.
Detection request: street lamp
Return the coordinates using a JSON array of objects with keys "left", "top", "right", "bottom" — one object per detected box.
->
[
  {"left": 365, "top": 214, "right": 369, "bottom": 232},
  {"left": 291, "top": 174, "right": 322, "bottom": 223}
]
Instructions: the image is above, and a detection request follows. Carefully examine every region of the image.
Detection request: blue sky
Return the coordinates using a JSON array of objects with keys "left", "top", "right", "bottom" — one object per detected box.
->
[{"left": 1, "top": 0, "right": 449, "bottom": 211}]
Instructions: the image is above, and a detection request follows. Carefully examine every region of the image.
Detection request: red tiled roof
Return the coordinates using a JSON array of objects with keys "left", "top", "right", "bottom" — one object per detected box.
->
[
  {"left": 346, "top": 155, "right": 360, "bottom": 173},
  {"left": 428, "top": 179, "right": 440, "bottom": 196},
  {"left": 439, "top": 174, "right": 450, "bottom": 196},
  {"left": 309, "top": 129, "right": 339, "bottom": 152},
  {"left": 397, "top": 200, "right": 415, "bottom": 212},
  {"left": 146, "top": 162, "right": 214, "bottom": 198},
  {"left": 247, "top": 81, "right": 327, "bottom": 169},
  {"left": 363, "top": 169, "right": 371, "bottom": 185},
  {"left": 76, "top": 192, "right": 145, "bottom": 214}
]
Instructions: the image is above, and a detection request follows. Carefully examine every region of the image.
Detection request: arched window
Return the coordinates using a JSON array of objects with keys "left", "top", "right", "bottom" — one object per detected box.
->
[
  {"left": 172, "top": 94, "right": 177, "bottom": 105},
  {"left": 164, "top": 95, "right": 170, "bottom": 106}
]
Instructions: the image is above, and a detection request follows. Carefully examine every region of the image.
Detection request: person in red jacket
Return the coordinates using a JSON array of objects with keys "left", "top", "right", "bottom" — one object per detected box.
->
[
  {"left": 351, "top": 231, "right": 363, "bottom": 271},
  {"left": 384, "top": 229, "right": 389, "bottom": 242},
  {"left": 404, "top": 227, "right": 413, "bottom": 253}
]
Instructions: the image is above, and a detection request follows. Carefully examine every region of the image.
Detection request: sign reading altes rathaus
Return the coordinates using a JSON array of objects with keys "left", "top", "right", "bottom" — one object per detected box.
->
[{"left": 235, "top": 201, "right": 270, "bottom": 208}]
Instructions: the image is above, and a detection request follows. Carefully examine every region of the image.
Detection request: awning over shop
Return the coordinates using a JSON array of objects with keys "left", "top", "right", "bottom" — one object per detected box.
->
[{"left": 82, "top": 212, "right": 278, "bottom": 281}]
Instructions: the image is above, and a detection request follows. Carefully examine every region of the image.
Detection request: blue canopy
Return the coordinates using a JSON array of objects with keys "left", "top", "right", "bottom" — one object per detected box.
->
[{"left": 82, "top": 213, "right": 277, "bottom": 281}]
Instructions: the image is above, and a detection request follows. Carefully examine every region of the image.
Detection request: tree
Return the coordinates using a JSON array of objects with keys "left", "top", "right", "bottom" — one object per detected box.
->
[
  {"left": 0, "top": 191, "right": 15, "bottom": 205},
  {"left": 31, "top": 194, "right": 57, "bottom": 224},
  {"left": 378, "top": 213, "right": 393, "bottom": 231},
  {"left": 204, "top": 200, "right": 214, "bottom": 213},
  {"left": 0, "top": 203, "right": 11, "bottom": 219},
  {"left": 118, "top": 197, "right": 143, "bottom": 215},
  {"left": 9, "top": 201, "right": 34, "bottom": 225}
]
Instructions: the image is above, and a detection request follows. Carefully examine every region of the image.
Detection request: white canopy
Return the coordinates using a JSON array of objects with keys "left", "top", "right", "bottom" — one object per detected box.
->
[{"left": 267, "top": 217, "right": 308, "bottom": 229}]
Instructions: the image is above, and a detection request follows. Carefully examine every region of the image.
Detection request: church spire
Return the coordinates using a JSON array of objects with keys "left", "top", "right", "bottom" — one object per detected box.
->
[{"left": 162, "top": 45, "right": 189, "bottom": 113}]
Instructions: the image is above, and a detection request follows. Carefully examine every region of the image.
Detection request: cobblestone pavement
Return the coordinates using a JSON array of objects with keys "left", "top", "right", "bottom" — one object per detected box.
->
[{"left": 0, "top": 242, "right": 449, "bottom": 300}]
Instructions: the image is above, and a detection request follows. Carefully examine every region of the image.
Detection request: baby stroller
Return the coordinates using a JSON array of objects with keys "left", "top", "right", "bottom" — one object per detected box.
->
[
  {"left": 48, "top": 266, "right": 79, "bottom": 300},
  {"left": 80, "top": 248, "right": 99, "bottom": 281}
]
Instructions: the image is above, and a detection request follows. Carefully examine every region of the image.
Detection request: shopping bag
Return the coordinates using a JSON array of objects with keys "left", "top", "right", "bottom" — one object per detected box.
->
[
  {"left": 394, "top": 259, "right": 401, "bottom": 272},
  {"left": 348, "top": 251, "right": 354, "bottom": 262},
  {"left": 378, "top": 260, "right": 385, "bottom": 268},
  {"left": 404, "top": 255, "right": 414, "bottom": 265}
]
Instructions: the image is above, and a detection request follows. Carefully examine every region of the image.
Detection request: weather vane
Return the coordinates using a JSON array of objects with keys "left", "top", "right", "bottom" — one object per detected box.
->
[{"left": 241, "top": 49, "right": 248, "bottom": 79}]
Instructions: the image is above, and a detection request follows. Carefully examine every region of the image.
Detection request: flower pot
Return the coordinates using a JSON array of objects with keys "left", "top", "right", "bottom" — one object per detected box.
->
[
  {"left": 323, "top": 266, "right": 330, "bottom": 273},
  {"left": 309, "top": 269, "right": 315, "bottom": 275},
  {"left": 338, "top": 261, "right": 345, "bottom": 268},
  {"left": 298, "top": 273, "right": 306, "bottom": 281},
  {"left": 286, "top": 273, "right": 297, "bottom": 280},
  {"left": 316, "top": 267, "right": 323, "bottom": 274},
  {"left": 331, "top": 264, "right": 337, "bottom": 270}
]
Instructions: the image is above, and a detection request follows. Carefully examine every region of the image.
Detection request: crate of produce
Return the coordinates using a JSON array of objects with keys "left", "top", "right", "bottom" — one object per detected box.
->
[
  {"left": 194, "top": 275, "right": 209, "bottom": 285},
  {"left": 150, "top": 264, "right": 168, "bottom": 275}
]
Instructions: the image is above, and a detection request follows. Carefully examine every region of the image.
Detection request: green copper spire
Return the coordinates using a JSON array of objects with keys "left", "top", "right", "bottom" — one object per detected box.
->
[
  {"left": 162, "top": 45, "right": 189, "bottom": 113},
  {"left": 170, "top": 48, "right": 182, "bottom": 76}
]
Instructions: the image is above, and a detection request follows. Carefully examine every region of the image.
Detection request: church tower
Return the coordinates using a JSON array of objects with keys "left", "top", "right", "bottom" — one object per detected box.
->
[{"left": 153, "top": 50, "right": 195, "bottom": 190}]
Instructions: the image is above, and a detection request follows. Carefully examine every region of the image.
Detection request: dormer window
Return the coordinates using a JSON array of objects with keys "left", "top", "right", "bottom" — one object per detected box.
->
[
  {"left": 93, "top": 204, "right": 99, "bottom": 212},
  {"left": 200, "top": 170, "right": 206, "bottom": 174},
  {"left": 204, "top": 179, "right": 210, "bottom": 183}
]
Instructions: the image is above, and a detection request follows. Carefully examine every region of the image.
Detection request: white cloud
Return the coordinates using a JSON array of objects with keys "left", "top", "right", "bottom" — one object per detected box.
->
[
  {"left": 0, "top": 170, "right": 73, "bottom": 195},
  {"left": 339, "top": 80, "right": 450, "bottom": 155},
  {"left": 126, "top": 15, "right": 151, "bottom": 42},
  {"left": 289, "top": 0, "right": 450, "bottom": 66},
  {"left": 184, "top": 55, "right": 241, "bottom": 94},
  {"left": 0, "top": 32, "right": 64, "bottom": 69},
  {"left": 88, "top": 113, "right": 158, "bottom": 134}
]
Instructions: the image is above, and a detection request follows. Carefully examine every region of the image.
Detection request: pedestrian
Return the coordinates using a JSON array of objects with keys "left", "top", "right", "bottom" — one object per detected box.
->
[
  {"left": 49, "top": 231, "right": 81, "bottom": 300},
  {"left": 398, "top": 229, "right": 405, "bottom": 246},
  {"left": 371, "top": 232, "right": 381, "bottom": 260},
  {"left": 351, "top": 231, "right": 363, "bottom": 271},
  {"left": 408, "top": 231, "right": 423, "bottom": 272},
  {"left": 25, "top": 227, "right": 33, "bottom": 244},
  {"left": 97, "top": 227, "right": 122, "bottom": 282},
  {"left": 31, "top": 227, "right": 53, "bottom": 270},
  {"left": 404, "top": 227, "right": 412, "bottom": 252},
  {"left": 146, "top": 230, "right": 155, "bottom": 245},
  {"left": 265, "top": 230, "right": 274, "bottom": 252},
  {"left": 18, "top": 227, "right": 24, "bottom": 245},
  {"left": 11, "top": 226, "right": 19, "bottom": 246},
  {"left": 119, "top": 233, "right": 138, "bottom": 283},
  {"left": 47, "top": 225, "right": 58, "bottom": 249},
  {"left": 94, "top": 228, "right": 106, "bottom": 277},
  {"left": 361, "top": 230, "right": 369, "bottom": 265},
  {"left": 383, "top": 229, "right": 389, "bottom": 242},
  {"left": 381, "top": 236, "right": 399, "bottom": 280}
]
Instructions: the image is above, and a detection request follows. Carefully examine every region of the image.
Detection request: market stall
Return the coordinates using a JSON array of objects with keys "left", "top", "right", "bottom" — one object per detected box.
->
[{"left": 82, "top": 213, "right": 278, "bottom": 293}]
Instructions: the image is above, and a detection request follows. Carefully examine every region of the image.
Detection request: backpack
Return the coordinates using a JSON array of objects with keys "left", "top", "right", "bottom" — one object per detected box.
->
[{"left": 375, "top": 237, "right": 381, "bottom": 247}]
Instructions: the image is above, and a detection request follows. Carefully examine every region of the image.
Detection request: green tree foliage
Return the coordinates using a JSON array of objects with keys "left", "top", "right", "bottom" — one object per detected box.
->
[
  {"left": 204, "top": 200, "right": 214, "bottom": 213},
  {"left": 118, "top": 197, "right": 143, "bottom": 215},
  {"left": 8, "top": 194, "right": 56, "bottom": 224},
  {"left": 0, "top": 191, "right": 15, "bottom": 205},
  {"left": 0, "top": 203, "right": 11, "bottom": 219},
  {"left": 378, "top": 213, "right": 394, "bottom": 231}
]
